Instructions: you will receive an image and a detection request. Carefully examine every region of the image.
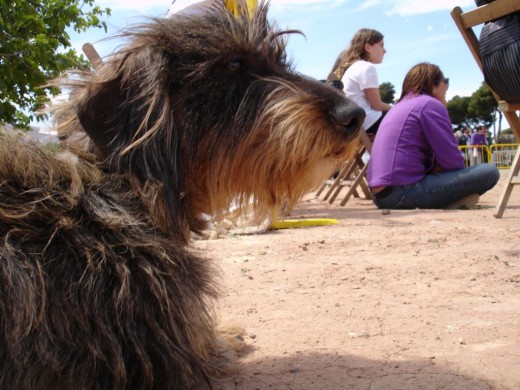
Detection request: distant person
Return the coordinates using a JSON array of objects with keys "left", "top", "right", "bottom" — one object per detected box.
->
[
  {"left": 470, "top": 125, "right": 488, "bottom": 164},
  {"left": 367, "top": 63, "right": 499, "bottom": 210},
  {"left": 458, "top": 126, "right": 472, "bottom": 166},
  {"left": 327, "top": 28, "right": 392, "bottom": 136},
  {"left": 458, "top": 126, "right": 471, "bottom": 146}
]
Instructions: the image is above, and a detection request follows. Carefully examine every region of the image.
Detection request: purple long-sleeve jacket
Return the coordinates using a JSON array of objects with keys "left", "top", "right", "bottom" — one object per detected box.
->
[
  {"left": 470, "top": 131, "right": 487, "bottom": 145},
  {"left": 367, "top": 94, "right": 465, "bottom": 188}
]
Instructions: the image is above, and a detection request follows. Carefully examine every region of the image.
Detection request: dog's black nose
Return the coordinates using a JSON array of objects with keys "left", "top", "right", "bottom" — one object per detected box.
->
[{"left": 332, "top": 103, "right": 366, "bottom": 136}]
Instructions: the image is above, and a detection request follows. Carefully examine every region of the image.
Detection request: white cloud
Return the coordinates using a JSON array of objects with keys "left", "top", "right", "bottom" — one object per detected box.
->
[
  {"left": 96, "top": 0, "right": 171, "bottom": 13},
  {"left": 354, "top": 0, "right": 381, "bottom": 12},
  {"left": 384, "top": 0, "right": 475, "bottom": 16},
  {"left": 95, "top": 0, "right": 476, "bottom": 15},
  {"left": 270, "top": 0, "right": 347, "bottom": 5},
  {"left": 97, "top": 0, "right": 352, "bottom": 13}
]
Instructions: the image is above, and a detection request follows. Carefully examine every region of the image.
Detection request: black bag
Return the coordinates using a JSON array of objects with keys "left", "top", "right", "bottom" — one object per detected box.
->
[
  {"left": 476, "top": 0, "right": 520, "bottom": 103},
  {"left": 458, "top": 134, "right": 469, "bottom": 146}
]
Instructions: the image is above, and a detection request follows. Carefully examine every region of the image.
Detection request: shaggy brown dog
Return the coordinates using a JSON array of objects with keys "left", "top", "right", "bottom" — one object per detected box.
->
[{"left": 0, "top": 2, "right": 364, "bottom": 389}]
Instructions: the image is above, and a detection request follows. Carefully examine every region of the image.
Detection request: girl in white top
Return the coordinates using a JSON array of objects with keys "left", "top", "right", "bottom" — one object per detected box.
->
[{"left": 328, "top": 29, "right": 392, "bottom": 135}]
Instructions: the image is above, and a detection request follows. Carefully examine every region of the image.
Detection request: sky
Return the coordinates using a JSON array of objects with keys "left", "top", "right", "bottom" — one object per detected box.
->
[{"left": 72, "top": 0, "right": 481, "bottom": 100}]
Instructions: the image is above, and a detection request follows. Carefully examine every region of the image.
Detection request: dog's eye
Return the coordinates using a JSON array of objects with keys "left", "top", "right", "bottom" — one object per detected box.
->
[{"left": 227, "top": 59, "right": 243, "bottom": 73}]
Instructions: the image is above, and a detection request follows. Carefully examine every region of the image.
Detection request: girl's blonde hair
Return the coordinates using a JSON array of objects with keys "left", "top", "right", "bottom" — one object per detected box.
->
[{"left": 327, "top": 28, "right": 384, "bottom": 81}]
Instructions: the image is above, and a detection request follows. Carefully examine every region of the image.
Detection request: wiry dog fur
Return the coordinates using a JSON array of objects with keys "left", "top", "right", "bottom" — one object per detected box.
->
[{"left": 0, "top": 1, "right": 364, "bottom": 389}]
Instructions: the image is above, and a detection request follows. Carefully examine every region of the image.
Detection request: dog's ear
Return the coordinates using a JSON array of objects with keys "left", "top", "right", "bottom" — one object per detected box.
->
[
  {"left": 75, "top": 47, "right": 170, "bottom": 160},
  {"left": 75, "top": 78, "right": 122, "bottom": 157}
]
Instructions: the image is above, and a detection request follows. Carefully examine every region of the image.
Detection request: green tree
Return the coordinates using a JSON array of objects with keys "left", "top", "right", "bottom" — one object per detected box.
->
[
  {"left": 447, "top": 95, "right": 471, "bottom": 130},
  {"left": 0, "top": 0, "right": 110, "bottom": 129},
  {"left": 379, "top": 82, "right": 395, "bottom": 104},
  {"left": 468, "top": 82, "right": 499, "bottom": 136}
]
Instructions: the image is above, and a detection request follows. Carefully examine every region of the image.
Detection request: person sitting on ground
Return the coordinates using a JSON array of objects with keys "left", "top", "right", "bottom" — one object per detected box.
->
[
  {"left": 367, "top": 62, "right": 500, "bottom": 210},
  {"left": 327, "top": 28, "right": 392, "bottom": 136}
]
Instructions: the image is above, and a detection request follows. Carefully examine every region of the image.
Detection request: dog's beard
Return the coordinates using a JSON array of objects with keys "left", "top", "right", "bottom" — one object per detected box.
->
[{"left": 305, "top": 158, "right": 338, "bottom": 191}]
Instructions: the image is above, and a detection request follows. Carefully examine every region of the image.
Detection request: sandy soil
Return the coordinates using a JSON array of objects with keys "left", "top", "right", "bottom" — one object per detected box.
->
[{"left": 195, "top": 170, "right": 520, "bottom": 390}]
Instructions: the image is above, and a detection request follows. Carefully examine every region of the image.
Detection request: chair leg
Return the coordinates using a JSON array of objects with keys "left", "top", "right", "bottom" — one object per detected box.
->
[
  {"left": 494, "top": 145, "right": 520, "bottom": 218},
  {"left": 327, "top": 150, "right": 365, "bottom": 203},
  {"left": 316, "top": 167, "right": 339, "bottom": 198},
  {"left": 322, "top": 163, "right": 350, "bottom": 201},
  {"left": 339, "top": 161, "right": 369, "bottom": 206},
  {"left": 358, "top": 173, "right": 372, "bottom": 199}
]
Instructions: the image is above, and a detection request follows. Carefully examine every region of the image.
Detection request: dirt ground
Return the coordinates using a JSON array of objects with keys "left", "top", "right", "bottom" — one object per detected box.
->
[{"left": 194, "top": 170, "right": 520, "bottom": 390}]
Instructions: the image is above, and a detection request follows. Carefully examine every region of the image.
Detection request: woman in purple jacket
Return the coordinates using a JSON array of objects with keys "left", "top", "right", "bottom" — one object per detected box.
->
[{"left": 367, "top": 63, "right": 499, "bottom": 209}]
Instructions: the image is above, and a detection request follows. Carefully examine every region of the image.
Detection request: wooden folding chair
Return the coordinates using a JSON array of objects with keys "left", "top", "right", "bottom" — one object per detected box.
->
[
  {"left": 315, "top": 159, "right": 366, "bottom": 200},
  {"left": 451, "top": 0, "right": 520, "bottom": 218},
  {"left": 316, "top": 128, "right": 373, "bottom": 205}
]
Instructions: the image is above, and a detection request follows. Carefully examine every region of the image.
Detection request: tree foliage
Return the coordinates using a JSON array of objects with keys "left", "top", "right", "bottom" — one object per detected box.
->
[
  {"left": 467, "top": 82, "right": 498, "bottom": 128},
  {"left": 447, "top": 83, "right": 498, "bottom": 133},
  {"left": 447, "top": 95, "right": 471, "bottom": 129},
  {"left": 379, "top": 82, "right": 396, "bottom": 104},
  {"left": 0, "top": 0, "right": 110, "bottom": 129}
]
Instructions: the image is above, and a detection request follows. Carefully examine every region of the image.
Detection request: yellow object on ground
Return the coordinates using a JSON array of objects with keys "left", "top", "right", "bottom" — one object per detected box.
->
[
  {"left": 270, "top": 218, "right": 339, "bottom": 230},
  {"left": 225, "top": 0, "right": 257, "bottom": 16}
]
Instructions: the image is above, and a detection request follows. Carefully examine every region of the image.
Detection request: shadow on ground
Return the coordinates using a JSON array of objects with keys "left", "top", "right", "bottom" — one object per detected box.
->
[{"left": 214, "top": 351, "right": 493, "bottom": 390}]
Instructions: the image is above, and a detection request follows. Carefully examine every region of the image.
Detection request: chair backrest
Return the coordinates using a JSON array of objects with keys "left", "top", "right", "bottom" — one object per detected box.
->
[
  {"left": 452, "top": 0, "right": 520, "bottom": 72},
  {"left": 82, "top": 43, "right": 103, "bottom": 69}
]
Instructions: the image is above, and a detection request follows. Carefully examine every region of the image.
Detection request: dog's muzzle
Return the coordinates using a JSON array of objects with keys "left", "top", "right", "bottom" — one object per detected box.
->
[{"left": 332, "top": 102, "right": 366, "bottom": 137}]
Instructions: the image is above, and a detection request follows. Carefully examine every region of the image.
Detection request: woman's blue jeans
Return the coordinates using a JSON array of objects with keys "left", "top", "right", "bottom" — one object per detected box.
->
[{"left": 372, "top": 163, "right": 500, "bottom": 209}]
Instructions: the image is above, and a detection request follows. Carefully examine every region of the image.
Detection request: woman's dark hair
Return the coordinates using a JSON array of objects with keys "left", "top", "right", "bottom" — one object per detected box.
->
[{"left": 398, "top": 62, "right": 445, "bottom": 102}]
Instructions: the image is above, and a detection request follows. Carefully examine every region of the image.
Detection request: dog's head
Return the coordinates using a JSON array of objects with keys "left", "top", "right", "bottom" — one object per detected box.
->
[{"left": 62, "top": 0, "right": 364, "bottom": 237}]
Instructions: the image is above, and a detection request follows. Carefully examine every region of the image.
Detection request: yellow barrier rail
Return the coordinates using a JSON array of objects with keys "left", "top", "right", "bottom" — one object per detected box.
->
[
  {"left": 458, "top": 144, "right": 519, "bottom": 169},
  {"left": 490, "top": 144, "right": 519, "bottom": 169}
]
